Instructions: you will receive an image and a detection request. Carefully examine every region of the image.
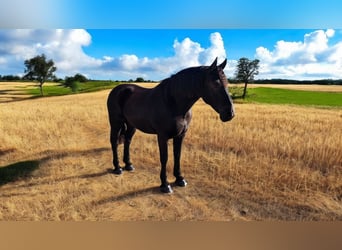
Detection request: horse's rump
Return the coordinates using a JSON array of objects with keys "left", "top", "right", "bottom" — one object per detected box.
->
[
  {"left": 107, "top": 84, "right": 136, "bottom": 119},
  {"left": 107, "top": 85, "right": 137, "bottom": 144}
]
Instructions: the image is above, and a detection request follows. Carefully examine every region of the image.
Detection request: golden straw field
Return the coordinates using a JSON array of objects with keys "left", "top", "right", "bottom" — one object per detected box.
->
[{"left": 0, "top": 85, "right": 341, "bottom": 221}]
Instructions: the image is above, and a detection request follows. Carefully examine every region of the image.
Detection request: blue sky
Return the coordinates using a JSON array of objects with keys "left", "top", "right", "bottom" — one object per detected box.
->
[
  {"left": 0, "top": 1, "right": 341, "bottom": 80},
  {"left": 1, "top": 0, "right": 341, "bottom": 28}
]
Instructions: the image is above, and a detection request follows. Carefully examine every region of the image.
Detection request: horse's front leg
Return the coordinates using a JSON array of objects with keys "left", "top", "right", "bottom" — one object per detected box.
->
[
  {"left": 157, "top": 135, "right": 173, "bottom": 193},
  {"left": 173, "top": 135, "right": 187, "bottom": 187}
]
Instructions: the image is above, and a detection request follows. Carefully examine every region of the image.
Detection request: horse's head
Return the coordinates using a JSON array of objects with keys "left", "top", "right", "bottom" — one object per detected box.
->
[{"left": 201, "top": 58, "right": 235, "bottom": 122}]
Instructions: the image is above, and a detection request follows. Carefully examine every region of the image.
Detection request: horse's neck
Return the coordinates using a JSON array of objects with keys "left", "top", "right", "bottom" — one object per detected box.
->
[{"left": 162, "top": 76, "right": 201, "bottom": 116}]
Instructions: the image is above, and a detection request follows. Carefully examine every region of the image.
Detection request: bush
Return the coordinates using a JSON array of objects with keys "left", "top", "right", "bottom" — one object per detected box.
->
[
  {"left": 64, "top": 76, "right": 75, "bottom": 88},
  {"left": 63, "top": 76, "right": 80, "bottom": 93},
  {"left": 229, "top": 86, "right": 245, "bottom": 99},
  {"left": 71, "top": 81, "right": 80, "bottom": 93}
]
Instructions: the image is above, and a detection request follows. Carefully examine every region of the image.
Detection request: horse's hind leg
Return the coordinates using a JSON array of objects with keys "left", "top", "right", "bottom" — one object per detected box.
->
[
  {"left": 123, "top": 124, "right": 136, "bottom": 171},
  {"left": 110, "top": 122, "right": 124, "bottom": 175}
]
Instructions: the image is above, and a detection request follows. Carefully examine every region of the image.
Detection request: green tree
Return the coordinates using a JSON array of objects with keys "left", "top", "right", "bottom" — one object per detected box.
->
[
  {"left": 73, "top": 73, "right": 88, "bottom": 82},
  {"left": 63, "top": 74, "right": 87, "bottom": 93},
  {"left": 24, "top": 54, "right": 57, "bottom": 96},
  {"left": 135, "top": 77, "right": 145, "bottom": 82},
  {"left": 235, "top": 57, "right": 260, "bottom": 99}
]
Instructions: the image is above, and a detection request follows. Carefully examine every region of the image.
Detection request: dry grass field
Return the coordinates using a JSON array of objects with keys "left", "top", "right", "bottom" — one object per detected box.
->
[
  {"left": 0, "top": 84, "right": 341, "bottom": 221},
  {"left": 0, "top": 82, "right": 34, "bottom": 102}
]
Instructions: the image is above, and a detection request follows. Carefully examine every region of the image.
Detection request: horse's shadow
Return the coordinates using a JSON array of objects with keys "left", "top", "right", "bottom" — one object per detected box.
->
[
  {"left": 1, "top": 147, "right": 166, "bottom": 203},
  {"left": 94, "top": 185, "right": 161, "bottom": 207},
  {"left": 94, "top": 179, "right": 188, "bottom": 207},
  {"left": 0, "top": 147, "right": 110, "bottom": 188},
  {"left": 0, "top": 160, "right": 40, "bottom": 186}
]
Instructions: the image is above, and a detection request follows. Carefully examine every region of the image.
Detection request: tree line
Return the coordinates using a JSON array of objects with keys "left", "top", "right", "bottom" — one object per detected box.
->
[
  {"left": 1, "top": 55, "right": 261, "bottom": 99},
  {"left": 0, "top": 74, "right": 61, "bottom": 82},
  {"left": 1, "top": 54, "right": 341, "bottom": 98},
  {"left": 1, "top": 55, "right": 261, "bottom": 98}
]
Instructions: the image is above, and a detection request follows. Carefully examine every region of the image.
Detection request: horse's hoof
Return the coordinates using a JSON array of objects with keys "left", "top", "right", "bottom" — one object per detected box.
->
[
  {"left": 160, "top": 184, "right": 173, "bottom": 194},
  {"left": 175, "top": 178, "right": 187, "bottom": 187},
  {"left": 112, "top": 167, "right": 123, "bottom": 175},
  {"left": 124, "top": 165, "right": 135, "bottom": 172}
]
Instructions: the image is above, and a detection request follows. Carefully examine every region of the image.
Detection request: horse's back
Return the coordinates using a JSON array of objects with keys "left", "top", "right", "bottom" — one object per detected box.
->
[
  {"left": 108, "top": 83, "right": 148, "bottom": 109},
  {"left": 107, "top": 84, "right": 157, "bottom": 129}
]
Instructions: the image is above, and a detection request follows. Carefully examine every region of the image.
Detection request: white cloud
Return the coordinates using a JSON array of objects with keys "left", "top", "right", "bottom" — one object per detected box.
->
[
  {"left": 0, "top": 29, "right": 229, "bottom": 80},
  {"left": 255, "top": 29, "right": 342, "bottom": 79},
  {"left": 173, "top": 37, "right": 204, "bottom": 67},
  {"left": 119, "top": 54, "right": 140, "bottom": 70},
  {"left": 2, "top": 29, "right": 342, "bottom": 80},
  {"left": 0, "top": 29, "right": 103, "bottom": 77},
  {"left": 99, "top": 32, "right": 229, "bottom": 79},
  {"left": 68, "top": 29, "right": 91, "bottom": 46},
  {"left": 325, "top": 29, "right": 335, "bottom": 38},
  {"left": 199, "top": 32, "right": 227, "bottom": 65}
]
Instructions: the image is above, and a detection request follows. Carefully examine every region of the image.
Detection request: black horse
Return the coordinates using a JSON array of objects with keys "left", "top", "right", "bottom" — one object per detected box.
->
[{"left": 107, "top": 58, "right": 235, "bottom": 193}]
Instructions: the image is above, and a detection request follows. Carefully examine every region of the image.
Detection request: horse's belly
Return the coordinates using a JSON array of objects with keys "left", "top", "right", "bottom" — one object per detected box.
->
[
  {"left": 135, "top": 124, "right": 157, "bottom": 134},
  {"left": 125, "top": 114, "right": 157, "bottom": 134}
]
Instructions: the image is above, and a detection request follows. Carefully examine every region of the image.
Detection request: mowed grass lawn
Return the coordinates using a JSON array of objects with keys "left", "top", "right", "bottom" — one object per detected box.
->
[
  {"left": 245, "top": 87, "right": 342, "bottom": 107},
  {"left": 26, "top": 81, "right": 121, "bottom": 96}
]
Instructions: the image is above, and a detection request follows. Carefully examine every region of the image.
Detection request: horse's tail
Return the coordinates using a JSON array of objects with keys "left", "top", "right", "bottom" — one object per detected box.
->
[
  {"left": 117, "top": 123, "right": 126, "bottom": 144},
  {"left": 107, "top": 85, "right": 133, "bottom": 145}
]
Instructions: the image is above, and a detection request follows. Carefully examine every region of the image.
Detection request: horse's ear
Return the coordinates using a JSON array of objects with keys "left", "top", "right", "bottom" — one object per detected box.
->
[
  {"left": 209, "top": 57, "right": 218, "bottom": 71},
  {"left": 218, "top": 59, "right": 227, "bottom": 70}
]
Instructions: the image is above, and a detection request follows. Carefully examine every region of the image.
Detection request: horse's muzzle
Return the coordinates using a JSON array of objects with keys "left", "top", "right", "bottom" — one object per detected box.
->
[{"left": 219, "top": 108, "right": 235, "bottom": 122}]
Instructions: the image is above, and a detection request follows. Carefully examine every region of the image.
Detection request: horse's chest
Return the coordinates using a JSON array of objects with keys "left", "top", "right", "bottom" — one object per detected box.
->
[
  {"left": 169, "top": 113, "right": 192, "bottom": 138},
  {"left": 176, "top": 119, "right": 190, "bottom": 135}
]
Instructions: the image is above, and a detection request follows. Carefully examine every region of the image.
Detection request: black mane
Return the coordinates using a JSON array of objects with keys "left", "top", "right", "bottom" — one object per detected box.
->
[{"left": 159, "top": 66, "right": 208, "bottom": 100}]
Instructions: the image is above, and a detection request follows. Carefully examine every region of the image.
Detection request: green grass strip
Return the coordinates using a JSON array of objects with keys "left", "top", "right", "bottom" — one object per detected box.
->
[{"left": 246, "top": 87, "right": 342, "bottom": 107}]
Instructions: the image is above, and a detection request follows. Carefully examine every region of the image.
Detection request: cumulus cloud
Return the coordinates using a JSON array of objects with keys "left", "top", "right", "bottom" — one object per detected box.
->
[
  {"left": 199, "top": 32, "right": 227, "bottom": 65},
  {"left": 2, "top": 29, "right": 342, "bottom": 80},
  {"left": 325, "top": 29, "right": 335, "bottom": 38},
  {"left": 255, "top": 29, "right": 342, "bottom": 79},
  {"left": 0, "top": 29, "right": 229, "bottom": 80},
  {"left": 0, "top": 29, "right": 102, "bottom": 77},
  {"left": 99, "top": 31, "right": 229, "bottom": 79}
]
